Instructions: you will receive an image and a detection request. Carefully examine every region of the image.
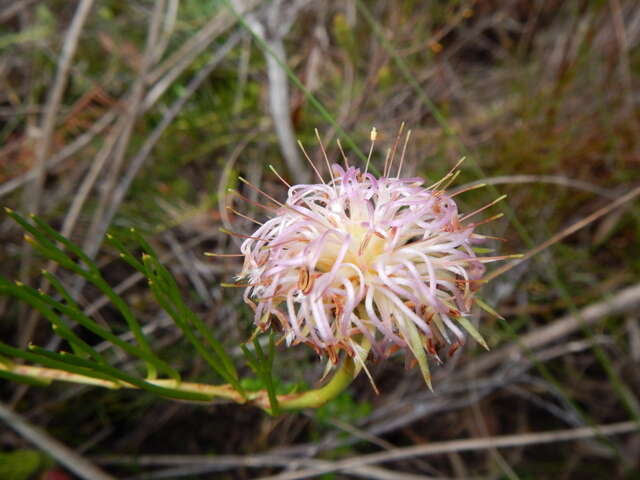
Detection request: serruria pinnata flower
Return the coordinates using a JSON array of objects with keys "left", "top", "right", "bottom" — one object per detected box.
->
[{"left": 228, "top": 129, "right": 508, "bottom": 387}]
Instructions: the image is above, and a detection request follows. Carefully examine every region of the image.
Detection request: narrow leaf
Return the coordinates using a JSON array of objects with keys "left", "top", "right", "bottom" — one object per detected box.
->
[
  {"left": 0, "top": 367, "right": 51, "bottom": 387},
  {"left": 401, "top": 317, "right": 432, "bottom": 390},
  {"left": 457, "top": 316, "right": 489, "bottom": 350},
  {"left": 475, "top": 296, "right": 505, "bottom": 320}
]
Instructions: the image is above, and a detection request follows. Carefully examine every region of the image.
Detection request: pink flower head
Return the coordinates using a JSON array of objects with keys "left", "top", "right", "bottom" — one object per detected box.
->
[{"left": 233, "top": 134, "right": 505, "bottom": 385}]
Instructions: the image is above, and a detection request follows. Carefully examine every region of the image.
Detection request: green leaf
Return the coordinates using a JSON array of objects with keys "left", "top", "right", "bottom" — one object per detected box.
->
[
  {"left": 142, "top": 253, "right": 242, "bottom": 393},
  {"left": 30, "top": 214, "right": 97, "bottom": 272},
  {"left": 0, "top": 277, "right": 104, "bottom": 363},
  {"left": 242, "top": 333, "right": 279, "bottom": 414},
  {"left": 456, "top": 316, "right": 489, "bottom": 350},
  {"left": 400, "top": 316, "right": 432, "bottom": 390},
  {"left": 4, "top": 210, "right": 80, "bottom": 272},
  {"left": 475, "top": 296, "right": 505, "bottom": 320},
  {"left": 0, "top": 342, "right": 119, "bottom": 385},
  {"left": 0, "top": 449, "right": 42, "bottom": 480},
  {"left": 105, "top": 232, "right": 145, "bottom": 272},
  {"left": 4, "top": 212, "right": 177, "bottom": 380}
]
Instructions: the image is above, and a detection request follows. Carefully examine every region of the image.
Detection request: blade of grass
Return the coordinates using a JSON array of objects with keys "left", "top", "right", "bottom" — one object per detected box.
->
[
  {"left": 219, "top": 0, "right": 371, "bottom": 168},
  {"left": 138, "top": 243, "right": 237, "bottom": 381},
  {"left": 27, "top": 346, "right": 212, "bottom": 402},
  {"left": 242, "top": 333, "right": 279, "bottom": 414},
  {"left": 5, "top": 211, "right": 173, "bottom": 379},
  {"left": 141, "top": 253, "right": 243, "bottom": 393},
  {"left": 7, "top": 274, "right": 180, "bottom": 381},
  {"left": 0, "top": 278, "right": 103, "bottom": 363},
  {"left": 0, "top": 342, "right": 120, "bottom": 385}
]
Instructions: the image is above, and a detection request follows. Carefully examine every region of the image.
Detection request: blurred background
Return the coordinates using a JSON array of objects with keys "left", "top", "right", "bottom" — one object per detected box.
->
[{"left": 1, "top": 0, "right": 639, "bottom": 478}]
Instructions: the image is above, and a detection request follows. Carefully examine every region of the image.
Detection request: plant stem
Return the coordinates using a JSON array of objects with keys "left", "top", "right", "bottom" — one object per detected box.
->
[
  {"left": 0, "top": 363, "right": 245, "bottom": 403},
  {"left": 276, "top": 356, "right": 357, "bottom": 410},
  {"left": 1, "top": 348, "right": 369, "bottom": 411}
]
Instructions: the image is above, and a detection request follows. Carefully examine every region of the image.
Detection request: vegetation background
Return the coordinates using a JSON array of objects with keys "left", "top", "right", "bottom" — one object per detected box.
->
[{"left": 1, "top": 0, "right": 639, "bottom": 478}]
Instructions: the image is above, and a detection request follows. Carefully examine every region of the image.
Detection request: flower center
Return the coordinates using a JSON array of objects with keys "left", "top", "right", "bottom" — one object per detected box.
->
[{"left": 315, "top": 220, "right": 386, "bottom": 273}]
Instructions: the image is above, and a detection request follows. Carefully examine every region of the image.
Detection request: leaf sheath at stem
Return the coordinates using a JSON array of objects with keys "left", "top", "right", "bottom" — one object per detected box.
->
[{"left": 274, "top": 355, "right": 358, "bottom": 410}]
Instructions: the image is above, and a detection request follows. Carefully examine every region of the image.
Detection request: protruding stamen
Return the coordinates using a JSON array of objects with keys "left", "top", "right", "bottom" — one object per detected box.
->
[
  {"left": 238, "top": 176, "right": 283, "bottom": 207},
  {"left": 219, "top": 227, "right": 268, "bottom": 242},
  {"left": 385, "top": 122, "right": 405, "bottom": 178},
  {"left": 436, "top": 170, "right": 461, "bottom": 193},
  {"left": 428, "top": 157, "right": 466, "bottom": 190},
  {"left": 454, "top": 253, "right": 523, "bottom": 264},
  {"left": 450, "top": 182, "right": 487, "bottom": 197},
  {"left": 227, "top": 189, "right": 278, "bottom": 213},
  {"left": 466, "top": 212, "right": 505, "bottom": 229},
  {"left": 460, "top": 194, "right": 507, "bottom": 222},
  {"left": 365, "top": 127, "right": 377, "bottom": 175},
  {"left": 297, "top": 139, "right": 325, "bottom": 183},
  {"left": 396, "top": 129, "right": 412, "bottom": 178},
  {"left": 336, "top": 139, "right": 349, "bottom": 169},
  {"left": 269, "top": 164, "right": 291, "bottom": 188},
  {"left": 315, "top": 128, "right": 335, "bottom": 184},
  {"left": 227, "top": 206, "right": 263, "bottom": 225}
]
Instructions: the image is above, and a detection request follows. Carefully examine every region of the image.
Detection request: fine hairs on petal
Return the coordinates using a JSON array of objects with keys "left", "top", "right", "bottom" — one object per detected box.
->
[{"left": 222, "top": 127, "right": 509, "bottom": 388}]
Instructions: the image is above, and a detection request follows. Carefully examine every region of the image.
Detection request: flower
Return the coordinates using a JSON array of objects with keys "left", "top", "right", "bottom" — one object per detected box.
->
[{"left": 231, "top": 131, "right": 506, "bottom": 386}]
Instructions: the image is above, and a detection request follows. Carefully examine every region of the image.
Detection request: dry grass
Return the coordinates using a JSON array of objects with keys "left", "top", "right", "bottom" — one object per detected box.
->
[{"left": 1, "top": 1, "right": 639, "bottom": 478}]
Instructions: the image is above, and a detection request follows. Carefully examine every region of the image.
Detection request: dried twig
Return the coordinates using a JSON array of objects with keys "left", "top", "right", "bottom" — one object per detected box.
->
[
  {"left": 82, "top": 0, "right": 166, "bottom": 259},
  {"left": 257, "top": 421, "right": 639, "bottom": 480},
  {"left": 245, "top": 0, "right": 314, "bottom": 184},
  {"left": 0, "top": 109, "right": 117, "bottom": 198},
  {"left": 96, "top": 454, "right": 433, "bottom": 480},
  {"left": 43, "top": 30, "right": 241, "bottom": 342},
  {"left": 0, "top": 402, "right": 115, "bottom": 480},
  {"left": 468, "top": 282, "right": 640, "bottom": 375},
  {"left": 18, "top": 0, "right": 94, "bottom": 299},
  {"left": 484, "top": 185, "right": 640, "bottom": 283},
  {"left": 144, "top": 0, "right": 262, "bottom": 109},
  {"left": 22, "top": 0, "right": 94, "bottom": 216},
  {"left": 95, "top": 33, "right": 242, "bottom": 256},
  {"left": 451, "top": 174, "right": 618, "bottom": 199},
  {"left": 264, "top": 35, "right": 308, "bottom": 183},
  {"left": 0, "top": 0, "right": 39, "bottom": 22}
]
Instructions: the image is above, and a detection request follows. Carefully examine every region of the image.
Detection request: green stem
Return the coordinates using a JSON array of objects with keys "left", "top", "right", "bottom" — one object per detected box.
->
[
  {"left": 276, "top": 356, "right": 358, "bottom": 410},
  {"left": 0, "top": 349, "right": 369, "bottom": 410},
  {"left": 1, "top": 317, "right": 373, "bottom": 410},
  {"left": 0, "top": 363, "right": 244, "bottom": 403}
]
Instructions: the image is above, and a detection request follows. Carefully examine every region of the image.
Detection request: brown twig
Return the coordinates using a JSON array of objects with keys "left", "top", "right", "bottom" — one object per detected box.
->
[
  {"left": 144, "top": 0, "right": 263, "bottom": 109},
  {"left": 22, "top": 0, "right": 94, "bottom": 217},
  {"left": 468, "top": 282, "right": 640, "bottom": 375},
  {"left": 256, "top": 421, "right": 640, "bottom": 480},
  {"left": 96, "top": 454, "right": 431, "bottom": 480},
  {"left": 484, "top": 184, "right": 640, "bottom": 283},
  {"left": 0, "top": 401, "right": 115, "bottom": 480},
  {"left": 82, "top": 0, "right": 166, "bottom": 260},
  {"left": 0, "top": 109, "right": 117, "bottom": 198},
  {"left": 17, "top": 0, "right": 94, "bottom": 300},
  {"left": 451, "top": 174, "right": 618, "bottom": 199}
]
